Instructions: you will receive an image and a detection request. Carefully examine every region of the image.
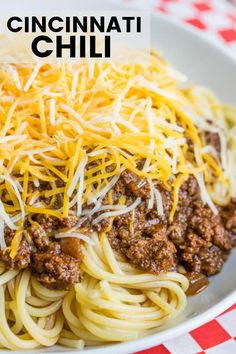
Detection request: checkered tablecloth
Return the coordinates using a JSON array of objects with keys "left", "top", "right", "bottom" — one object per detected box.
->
[
  {"left": 116, "top": 0, "right": 236, "bottom": 353},
  {"left": 123, "top": 0, "right": 236, "bottom": 58},
  {"left": 136, "top": 304, "right": 236, "bottom": 354}
]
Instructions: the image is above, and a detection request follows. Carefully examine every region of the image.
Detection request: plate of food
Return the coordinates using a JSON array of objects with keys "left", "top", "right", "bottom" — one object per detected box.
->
[{"left": 0, "top": 0, "right": 236, "bottom": 353}]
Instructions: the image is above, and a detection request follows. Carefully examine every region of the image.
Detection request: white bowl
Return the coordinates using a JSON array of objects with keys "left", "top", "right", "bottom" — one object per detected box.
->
[{"left": 2, "top": 1, "right": 236, "bottom": 353}]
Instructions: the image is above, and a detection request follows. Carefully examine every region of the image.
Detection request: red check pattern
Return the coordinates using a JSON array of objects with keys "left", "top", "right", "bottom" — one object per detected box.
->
[
  {"left": 118, "top": 0, "right": 236, "bottom": 352},
  {"left": 135, "top": 308, "right": 236, "bottom": 354},
  {"left": 123, "top": 0, "right": 236, "bottom": 58}
]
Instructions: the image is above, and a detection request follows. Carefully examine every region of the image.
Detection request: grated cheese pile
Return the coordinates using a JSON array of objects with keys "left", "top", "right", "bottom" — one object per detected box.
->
[{"left": 0, "top": 53, "right": 228, "bottom": 254}]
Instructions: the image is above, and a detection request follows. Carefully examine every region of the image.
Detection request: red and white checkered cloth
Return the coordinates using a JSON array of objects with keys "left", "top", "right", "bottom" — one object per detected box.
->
[
  {"left": 136, "top": 304, "right": 236, "bottom": 354},
  {"left": 123, "top": 0, "right": 236, "bottom": 58},
  {"left": 117, "top": 0, "right": 236, "bottom": 352}
]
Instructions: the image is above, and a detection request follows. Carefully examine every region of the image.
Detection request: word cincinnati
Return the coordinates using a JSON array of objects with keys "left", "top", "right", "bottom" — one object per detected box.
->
[{"left": 6, "top": 15, "right": 142, "bottom": 58}]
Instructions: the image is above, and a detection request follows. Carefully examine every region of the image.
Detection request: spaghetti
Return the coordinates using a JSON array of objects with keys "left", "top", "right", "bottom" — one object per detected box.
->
[{"left": 0, "top": 51, "right": 235, "bottom": 349}]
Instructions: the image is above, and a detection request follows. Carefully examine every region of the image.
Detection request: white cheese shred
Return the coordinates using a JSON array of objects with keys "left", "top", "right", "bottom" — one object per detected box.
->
[
  {"left": 94, "top": 166, "right": 125, "bottom": 202},
  {"left": 0, "top": 200, "right": 16, "bottom": 230},
  {"left": 49, "top": 99, "right": 56, "bottom": 126},
  {"left": 54, "top": 232, "right": 95, "bottom": 245},
  {"left": 24, "top": 64, "right": 41, "bottom": 92},
  {"left": 154, "top": 188, "right": 164, "bottom": 216},
  {"left": 67, "top": 156, "right": 88, "bottom": 198},
  {"left": 0, "top": 175, "right": 25, "bottom": 220},
  {"left": 195, "top": 172, "right": 218, "bottom": 215},
  {"left": 92, "top": 197, "right": 141, "bottom": 225},
  {"left": 0, "top": 220, "right": 6, "bottom": 250}
]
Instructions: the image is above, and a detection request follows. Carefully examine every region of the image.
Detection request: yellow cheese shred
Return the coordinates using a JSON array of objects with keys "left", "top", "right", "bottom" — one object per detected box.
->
[{"left": 169, "top": 174, "right": 188, "bottom": 222}]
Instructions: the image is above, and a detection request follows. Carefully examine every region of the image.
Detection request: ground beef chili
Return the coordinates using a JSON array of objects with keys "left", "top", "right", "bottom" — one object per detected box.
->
[
  {"left": 107, "top": 172, "right": 235, "bottom": 279},
  {"left": 167, "top": 176, "right": 232, "bottom": 275},
  {"left": 0, "top": 217, "right": 82, "bottom": 290},
  {"left": 205, "top": 131, "right": 221, "bottom": 153},
  {"left": 0, "top": 169, "right": 235, "bottom": 291}
]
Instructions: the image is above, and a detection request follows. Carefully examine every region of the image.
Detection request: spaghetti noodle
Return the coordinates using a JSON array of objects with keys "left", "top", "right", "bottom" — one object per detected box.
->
[{"left": 0, "top": 50, "right": 235, "bottom": 349}]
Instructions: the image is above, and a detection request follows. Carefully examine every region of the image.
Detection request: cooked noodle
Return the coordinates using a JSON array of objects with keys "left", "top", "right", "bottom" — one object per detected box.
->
[
  {"left": 0, "top": 52, "right": 235, "bottom": 350},
  {"left": 0, "top": 233, "right": 187, "bottom": 349}
]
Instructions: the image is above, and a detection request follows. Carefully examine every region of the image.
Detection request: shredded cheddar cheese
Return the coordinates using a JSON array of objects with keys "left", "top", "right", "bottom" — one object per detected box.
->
[{"left": 0, "top": 53, "right": 228, "bottom": 255}]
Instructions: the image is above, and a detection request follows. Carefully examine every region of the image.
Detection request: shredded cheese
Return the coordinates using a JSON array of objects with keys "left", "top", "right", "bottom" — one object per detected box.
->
[
  {"left": 23, "top": 63, "right": 41, "bottom": 92},
  {"left": 92, "top": 197, "right": 141, "bottom": 225},
  {"left": 0, "top": 220, "right": 6, "bottom": 250},
  {"left": 147, "top": 180, "right": 154, "bottom": 210},
  {"left": 195, "top": 172, "right": 218, "bottom": 214},
  {"left": 169, "top": 174, "right": 187, "bottom": 222},
  {"left": 67, "top": 156, "right": 88, "bottom": 198},
  {"left": 54, "top": 232, "right": 95, "bottom": 245},
  {"left": 49, "top": 99, "right": 56, "bottom": 126},
  {"left": 154, "top": 188, "right": 164, "bottom": 216},
  {"left": 10, "top": 229, "right": 23, "bottom": 258},
  {"left": 0, "top": 200, "right": 16, "bottom": 230},
  {"left": 0, "top": 54, "right": 228, "bottom": 255},
  {"left": 202, "top": 145, "right": 218, "bottom": 156}
]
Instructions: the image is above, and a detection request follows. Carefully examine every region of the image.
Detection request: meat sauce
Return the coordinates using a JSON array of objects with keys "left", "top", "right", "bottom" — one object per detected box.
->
[
  {"left": 185, "top": 272, "right": 209, "bottom": 296},
  {"left": 1, "top": 218, "right": 82, "bottom": 290},
  {"left": 0, "top": 133, "right": 235, "bottom": 291},
  {"left": 108, "top": 172, "right": 235, "bottom": 278}
]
